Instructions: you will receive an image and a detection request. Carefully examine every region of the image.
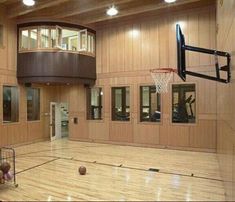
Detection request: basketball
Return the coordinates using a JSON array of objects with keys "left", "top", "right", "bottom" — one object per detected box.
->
[
  {"left": 78, "top": 166, "right": 86, "bottom": 175},
  {"left": 0, "top": 162, "right": 11, "bottom": 174},
  {"left": 4, "top": 172, "right": 13, "bottom": 181}
]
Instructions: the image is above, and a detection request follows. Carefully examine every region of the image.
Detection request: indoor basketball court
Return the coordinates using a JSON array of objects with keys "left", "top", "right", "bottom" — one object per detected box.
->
[{"left": 0, "top": 0, "right": 234, "bottom": 201}]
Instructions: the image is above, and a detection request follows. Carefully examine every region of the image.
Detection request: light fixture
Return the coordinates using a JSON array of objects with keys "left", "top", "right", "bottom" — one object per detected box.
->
[
  {"left": 23, "top": 0, "right": 35, "bottom": 6},
  {"left": 164, "top": 0, "right": 176, "bottom": 3},
  {"left": 106, "top": 6, "right": 118, "bottom": 16}
]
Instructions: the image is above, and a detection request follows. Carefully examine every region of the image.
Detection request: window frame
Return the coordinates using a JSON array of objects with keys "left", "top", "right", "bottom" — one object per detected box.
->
[
  {"left": 111, "top": 86, "right": 131, "bottom": 122},
  {"left": 27, "top": 87, "right": 41, "bottom": 122},
  {"left": 0, "top": 24, "right": 4, "bottom": 48},
  {"left": 139, "top": 85, "right": 162, "bottom": 123},
  {"left": 2, "top": 85, "right": 20, "bottom": 124},
  {"left": 170, "top": 82, "right": 198, "bottom": 126},
  {"left": 86, "top": 87, "right": 103, "bottom": 121},
  {"left": 18, "top": 25, "right": 95, "bottom": 57}
]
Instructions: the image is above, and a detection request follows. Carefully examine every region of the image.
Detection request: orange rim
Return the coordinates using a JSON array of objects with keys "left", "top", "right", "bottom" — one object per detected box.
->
[{"left": 150, "top": 68, "right": 177, "bottom": 73}]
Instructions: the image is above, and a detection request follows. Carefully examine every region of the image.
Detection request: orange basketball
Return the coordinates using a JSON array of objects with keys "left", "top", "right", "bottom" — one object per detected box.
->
[{"left": 78, "top": 166, "right": 86, "bottom": 175}]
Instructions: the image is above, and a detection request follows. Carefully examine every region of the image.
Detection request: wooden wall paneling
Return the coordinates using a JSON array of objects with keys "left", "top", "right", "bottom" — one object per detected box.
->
[
  {"left": 168, "top": 16, "right": 177, "bottom": 68},
  {"left": 158, "top": 18, "right": 169, "bottom": 67},
  {"left": 124, "top": 23, "right": 133, "bottom": 71},
  {"left": 216, "top": 0, "right": 235, "bottom": 200},
  {"left": 141, "top": 21, "right": 150, "bottom": 70},
  {"left": 109, "top": 26, "right": 117, "bottom": 73},
  {"left": 189, "top": 120, "right": 216, "bottom": 149},
  {"left": 132, "top": 23, "right": 141, "bottom": 71},
  {"left": 199, "top": 10, "right": 211, "bottom": 66},
  {"left": 116, "top": 25, "right": 125, "bottom": 72},
  {"left": 188, "top": 13, "right": 199, "bottom": 68},
  {"left": 96, "top": 30, "right": 102, "bottom": 74}
]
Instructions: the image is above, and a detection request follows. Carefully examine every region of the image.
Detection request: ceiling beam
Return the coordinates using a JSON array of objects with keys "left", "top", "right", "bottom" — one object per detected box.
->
[
  {"left": 79, "top": 0, "right": 202, "bottom": 25},
  {"left": 7, "top": 0, "right": 70, "bottom": 18},
  {"left": 54, "top": 0, "right": 135, "bottom": 18}
]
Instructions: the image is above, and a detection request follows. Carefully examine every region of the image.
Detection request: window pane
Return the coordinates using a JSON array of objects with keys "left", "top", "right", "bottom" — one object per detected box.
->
[
  {"left": 140, "top": 86, "right": 161, "bottom": 122},
  {"left": 112, "top": 87, "right": 130, "bottom": 121},
  {"left": 51, "top": 28, "right": 57, "bottom": 48},
  {"left": 142, "top": 86, "right": 149, "bottom": 106},
  {"left": 27, "top": 88, "right": 40, "bottom": 121},
  {"left": 62, "top": 29, "right": 78, "bottom": 51},
  {"left": 40, "top": 28, "right": 49, "bottom": 48},
  {"left": 79, "top": 29, "right": 87, "bottom": 51},
  {"left": 21, "top": 29, "right": 29, "bottom": 50},
  {"left": 87, "top": 87, "right": 102, "bottom": 120},
  {"left": 172, "top": 84, "right": 196, "bottom": 123},
  {"left": 30, "top": 29, "right": 37, "bottom": 49},
  {"left": 3, "top": 86, "right": 19, "bottom": 123}
]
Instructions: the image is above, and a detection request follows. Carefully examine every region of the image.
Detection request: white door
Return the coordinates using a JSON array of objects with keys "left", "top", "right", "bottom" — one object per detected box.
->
[{"left": 50, "top": 102, "right": 61, "bottom": 141}]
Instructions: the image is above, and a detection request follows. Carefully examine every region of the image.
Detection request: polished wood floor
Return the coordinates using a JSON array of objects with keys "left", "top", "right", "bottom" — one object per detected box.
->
[{"left": 0, "top": 139, "right": 225, "bottom": 201}]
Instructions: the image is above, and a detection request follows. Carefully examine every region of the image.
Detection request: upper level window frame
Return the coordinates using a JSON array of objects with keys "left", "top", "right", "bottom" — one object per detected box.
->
[{"left": 18, "top": 25, "right": 95, "bottom": 57}]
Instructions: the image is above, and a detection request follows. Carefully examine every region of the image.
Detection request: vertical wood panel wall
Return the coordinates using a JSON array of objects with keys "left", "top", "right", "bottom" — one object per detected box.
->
[
  {"left": 216, "top": 0, "right": 235, "bottom": 200},
  {"left": 68, "top": 5, "right": 218, "bottom": 152},
  {"left": 0, "top": 5, "right": 52, "bottom": 147}
]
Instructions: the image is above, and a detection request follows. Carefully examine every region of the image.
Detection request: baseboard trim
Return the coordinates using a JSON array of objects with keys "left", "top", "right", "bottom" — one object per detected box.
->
[{"left": 69, "top": 137, "right": 216, "bottom": 153}]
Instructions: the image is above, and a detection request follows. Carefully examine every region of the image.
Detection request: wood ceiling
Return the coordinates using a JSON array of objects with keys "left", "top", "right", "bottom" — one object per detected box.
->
[{"left": 1, "top": 0, "right": 215, "bottom": 26}]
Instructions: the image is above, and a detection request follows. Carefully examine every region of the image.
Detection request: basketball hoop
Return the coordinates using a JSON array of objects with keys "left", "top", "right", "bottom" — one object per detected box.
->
[{"left": 150, "top": 68, "right": 176, "bottom": 93}]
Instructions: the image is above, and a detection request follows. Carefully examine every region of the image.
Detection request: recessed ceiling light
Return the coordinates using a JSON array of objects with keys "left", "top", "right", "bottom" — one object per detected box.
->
[
  {"left": 23, "top": 0, "right": 35, "bottom": 6},
  {"left": 164, "top": 0, "right": 176, "bottom": 3},
  {"left": 106, "top": 6, "right": 118, "bottom": 16}
]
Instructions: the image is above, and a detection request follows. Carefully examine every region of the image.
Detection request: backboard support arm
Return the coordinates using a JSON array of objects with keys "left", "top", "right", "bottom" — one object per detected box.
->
[{"left": 183, "top": 45, "right": 231, "bottom": 83}]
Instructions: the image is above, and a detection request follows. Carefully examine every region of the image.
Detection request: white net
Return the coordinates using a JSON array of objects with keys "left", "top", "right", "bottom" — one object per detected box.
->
[{"left": 150, "top": 69, "right": 174, "bottom": 93}]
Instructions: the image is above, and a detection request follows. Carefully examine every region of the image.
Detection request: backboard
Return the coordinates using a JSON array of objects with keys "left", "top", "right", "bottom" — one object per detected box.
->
[{"left": 176, "top": 24, "right": 186, "bottom": 81}]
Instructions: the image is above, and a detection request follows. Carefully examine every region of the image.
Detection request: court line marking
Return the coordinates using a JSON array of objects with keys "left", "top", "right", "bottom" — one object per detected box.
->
[
  {"left": 15, "top": 154, "right": 223, "bottom": 182},
  {"left": 15, "top": 158, "right": 60, "bottom": 175}
]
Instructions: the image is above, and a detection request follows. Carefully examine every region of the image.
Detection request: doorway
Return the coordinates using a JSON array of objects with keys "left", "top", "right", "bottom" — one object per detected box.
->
[
  {"left": 50, "top": 102, "right": 69, "bottom": 141},
  {"left": 60, "top": 103, "right": 69, "bottom": 138}
]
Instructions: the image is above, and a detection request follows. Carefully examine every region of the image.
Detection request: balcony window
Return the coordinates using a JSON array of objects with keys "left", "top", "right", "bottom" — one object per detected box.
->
[
  {"left": 29, "top": 29, "right": 38, "bottom": 49},
  {"left": 18, "top": 25, "right": 95, "bottom": 56},
  {"left": 62, "top": 29, "right": 79, "bottom": 51},
  {"left": 40, "top": 28, "right": 50, "bottom": 48},
  {"left": 21, "top": 29, "right": 29, "bottom": 50}
]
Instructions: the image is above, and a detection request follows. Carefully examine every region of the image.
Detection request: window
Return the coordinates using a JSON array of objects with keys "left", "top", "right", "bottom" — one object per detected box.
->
[
  {"left": 40, "top": 28, "right": 49, "bottom": 48},
  {"left": 0, "top": 24, "right": 3, "bottom": 48},
  {"left": 27, "top": 88, "right": 40, "bottom": 121},
  {"left": 140, "top": 86, "right": 161, "bottom": 122},
  {"left": 172, "top": 84, "right": 196, "bottom": 123},
  {"left": 112, "top": 87, "right": 130, "bottom": 121},
  {"left": 51, "top": 28, "right": 57, "bottom": 48},
  {"left": 87, "top": 87, "right": 102, "bottom": 120},
  {"left": 87, "top": 33, "right": 95, "bottom": 54},
  {"left": 20, "top": 29, "right": 29, "bottom": 50},
  {"left": 3, "top": 86, "right": 19, "bottom": 123},
  {"left": 78, "top": 29, "right": 87, "bottom": 51},
  {"left": 62, "top": 29, "right": 78, "bottom": 51},
  {"left": 29, "top": 29, "right": 38, "bottom": 49}
]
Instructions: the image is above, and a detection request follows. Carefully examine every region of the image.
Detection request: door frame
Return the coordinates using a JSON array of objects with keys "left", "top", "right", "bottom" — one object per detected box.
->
[{"left": 50, "top": 102, "right": 61, "bottom": 141}]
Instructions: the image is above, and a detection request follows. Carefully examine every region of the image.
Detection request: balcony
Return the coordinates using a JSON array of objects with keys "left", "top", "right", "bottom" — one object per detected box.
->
[{"left": 17, "top": 22, "right": 96, "bottom": 85}]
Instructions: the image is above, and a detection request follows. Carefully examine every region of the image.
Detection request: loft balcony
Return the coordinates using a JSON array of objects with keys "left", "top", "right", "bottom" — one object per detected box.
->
[{"left": 17, "top": 22, "right": 96, "bottom": 85}]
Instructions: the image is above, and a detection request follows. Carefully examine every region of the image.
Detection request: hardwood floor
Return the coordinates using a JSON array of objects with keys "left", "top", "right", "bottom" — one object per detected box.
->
[{"left": 0, "top": 139, "right": 225, "bottom": 201}]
